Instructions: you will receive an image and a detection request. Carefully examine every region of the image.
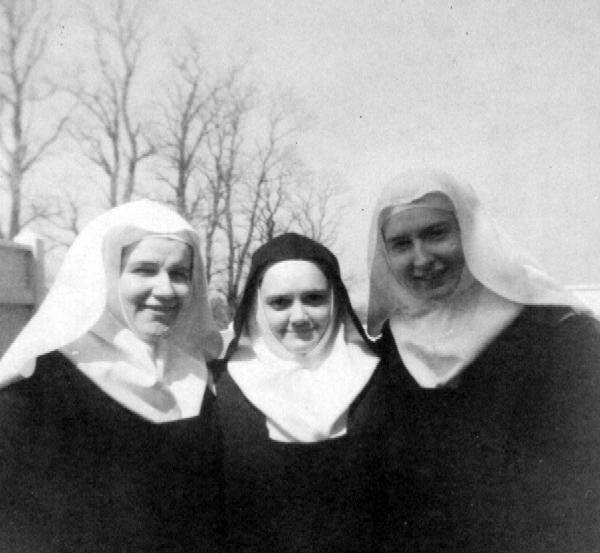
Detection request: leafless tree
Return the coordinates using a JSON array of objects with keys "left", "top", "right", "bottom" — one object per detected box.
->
[
  {"left": 155, "top": 56, "right": 255, "bottom": 299},
  {"left": 157, "top": 57, "right": 346, "bottom": 313},
  {"left": 206, "top": 70, "right": 253, "bottom": 307},
  {"left": 256, "top": 171, "right": 290, "bottom": 242},
  {"left": 208, "top": 76, "right": 310, "bottom": 312},
  {"left": 0, "top": 1, "right": 345, "bottom": 303},
  {"left": 29, "top": 185, "right": 86, "bottom": 252},
  {"left": 154, "top": 40, "right": 223, "bottom": 279},
  {"left": 71, "top": 0, "right": 155, "bottom": 208},
  {"left": 288, "top": 172, "right": 346, "bottom": 247},
  {"left": 0, "top": 0, "right": 71, "bottom": 239},
  {"left": 150, "top": 41, "right": 345, "bottom": 315}
]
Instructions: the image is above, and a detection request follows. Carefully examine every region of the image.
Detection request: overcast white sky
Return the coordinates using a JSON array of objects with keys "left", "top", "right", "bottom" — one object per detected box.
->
[{"left": 38, "top": 1, "right": 600, "bottom": 299}]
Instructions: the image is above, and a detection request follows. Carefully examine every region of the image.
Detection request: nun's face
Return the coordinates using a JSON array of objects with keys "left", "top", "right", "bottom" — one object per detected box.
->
[
  {"left": 260, "top": 260, "right": 332, "bottom": 354},
  {"left": 383, "top": 207, "right": 465, "bottom": 301},
  {"left": 116, "top": 237, "right": 193, "bottom": 343}
]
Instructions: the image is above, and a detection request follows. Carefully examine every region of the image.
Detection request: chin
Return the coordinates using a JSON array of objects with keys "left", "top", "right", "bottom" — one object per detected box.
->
[
  {"left": 284, "top": 341, "right": 318, "bottom": 355},
  {"left": 137, "top": 323, "right": 172, "bottom": 343},
  {"left": 423, "top": 280, "right": 461, "bottom": 300}
]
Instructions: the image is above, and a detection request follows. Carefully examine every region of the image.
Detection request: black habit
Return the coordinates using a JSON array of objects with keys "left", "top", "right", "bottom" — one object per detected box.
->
[
  {"left": 215, "top": 233, "right": 389, "bottom": 553},
  {"left": 379, "top": 305, "right": 600, "bottom": 553},
  {"left": 0, "top": 351, "right": 223, "bottom": 553},
  {"left": 215, "top": 360, "right": 388, "bottom": 553}
]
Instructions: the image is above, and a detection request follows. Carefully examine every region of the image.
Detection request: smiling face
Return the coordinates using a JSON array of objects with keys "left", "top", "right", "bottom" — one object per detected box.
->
[
  {"left": 259, "top": 259, "right": 333, "bottom": 354},
  {"left": 115, "top": 237, "right": 193, "bottom": 343},
  {"left": 382, "top": 207, "right": 465, "bottom": 302}
]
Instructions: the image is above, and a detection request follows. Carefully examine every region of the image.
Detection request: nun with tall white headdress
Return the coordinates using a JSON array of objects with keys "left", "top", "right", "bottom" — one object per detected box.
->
[
  {"left": 214, "top": 232, "right": 389, "bottom": 553},
  {"left": 368, "top": 170, "right": 600, "bottom": 553},
  {"left": 0, "top": 200, "right": 224, "bottom": 553}
]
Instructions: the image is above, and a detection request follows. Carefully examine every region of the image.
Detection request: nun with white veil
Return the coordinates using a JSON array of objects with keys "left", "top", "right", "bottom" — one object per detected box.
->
[
  {"left": 368, "top": 170, "right": 600, "bottom": 553},
  {"left": 0, "top": 200, "right": 224, "bottom": 553},
  {"left": 214, "top": 233, "right": 388, "bottom": 553}
]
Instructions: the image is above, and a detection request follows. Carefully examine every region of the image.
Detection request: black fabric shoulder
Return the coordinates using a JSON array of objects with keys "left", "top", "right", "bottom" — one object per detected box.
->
[
  {"left": 0, "top": 351, "right": 77, "bottom": 425},
  {"left": 521, "top": 304, "right": 580, "bottom": 327},
  {"left": 34, "top": 350, "right": 78, "bottom": 384},
  {"left": 371, "top": 320, "right": 394, "bottom": 358},
  {"left": 208, "top": 358, "right": 227, "bottom": 384}
]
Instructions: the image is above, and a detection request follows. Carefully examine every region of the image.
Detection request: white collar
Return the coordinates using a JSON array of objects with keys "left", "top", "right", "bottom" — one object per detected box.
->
[
  {"left": 228, "top": 317, "right": 379, "bottom": 442},
  {"left": 388, "top": 281, "right": 521, "bottom": 388},
  {"left": 60, "top": 311, "right": 209, "bottom": 423}
]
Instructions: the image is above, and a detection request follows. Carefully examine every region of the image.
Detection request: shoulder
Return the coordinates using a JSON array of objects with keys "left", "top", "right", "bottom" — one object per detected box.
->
[
  {"left": 370, "top": 321, "right": 397, "bottom": 359},
  {"left": 33, "top": 351, "right": 91, "bottom": 410},
  {"left": 214, "top": 364, "right": 247, "bottom": 407},
  {"left": 348, "top": 358, "right": 395, "bottom": 432},
  {"left": 481, "top": 304, "right": 599, "bottom": 358},
  {"left": 213, "top": 363, "right": 269, "bottom": 441},
  {"left": 513, "top": 306, "right": 600, "bottom": 413},
  {"left": 1, "top": 351, "right": 75, "bottom": 399},
  {"left": 35, "top": 350, "right": 78, "bottom": 381},
  {"left": 520, "top": 304, "right": 600, "bottom": 351},
  {"left": 208, "top": 358, "right": 227, "bottom": 384},
  {"left": 0, "top": 351, "right": 78, "bottom": 445},
  {"left": 522, "top": 303, "right": 592, "bottom": 327}
]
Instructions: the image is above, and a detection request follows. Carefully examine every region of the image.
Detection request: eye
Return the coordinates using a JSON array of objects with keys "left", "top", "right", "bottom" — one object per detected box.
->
[
  {"left": 130, "top": 263, "right": 158, "bottom": 276},
  {"left": 386, "top": 236, "right": 412, "bottom": 253},
  {"left": 169, "top": 268, "right": 191, "bottom": 283},
  {"left": 266, "top": 296, "right": 292, "bottom": 310},
  {"left": 302, "top": 291, "right": 330, "bottom": 306},
  {"left": 422, "top": 223, "right": 451, "bottom": 241}
]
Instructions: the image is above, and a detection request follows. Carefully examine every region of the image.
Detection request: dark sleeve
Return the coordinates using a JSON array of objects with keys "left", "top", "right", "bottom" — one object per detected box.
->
[
  {"left": 507, "top": 312, "right": 600, "bottom": 553},
  {"left": 157, "top": 390, "right": 226, "bottom": 553},
  {"left": 0, "top": 373, "right": 41, "bottom": 477},
  {"left": 547, "top": 314, "right": 600, "bottom": 548},
  {"left": 0, "top": 358, "right": 65, "bottom": 552},
  {"left": 0, "top": 354, "right": 67, "bottom": 475},
  {"left": 208, "top": 358, "right": 227, "bottom": 385}
]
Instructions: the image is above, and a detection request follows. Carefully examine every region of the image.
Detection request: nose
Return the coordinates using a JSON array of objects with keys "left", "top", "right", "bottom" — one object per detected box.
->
[
  {"left": 289, "top": 300, "right": 309, "bottom": 325},
  {"left": 152, "top": 272, "right": 176, "bottom": 298},
  {"left": 412, "top": 241, "right": 434, "bottom": 268}
]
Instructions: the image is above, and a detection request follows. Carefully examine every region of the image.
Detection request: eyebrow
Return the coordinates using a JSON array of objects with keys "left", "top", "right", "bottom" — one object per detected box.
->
[
  {"left": 384, "top": 219, "right": 453, "bottom": 238},
  {"left": 125, "top": 259, "right": 192, "bottom": 271},
  {"left": 264, "top": 288, "right": 329, "bottom": 298},
  {"left": 422, "top": 221, "right": 452, "bottom": 231}
]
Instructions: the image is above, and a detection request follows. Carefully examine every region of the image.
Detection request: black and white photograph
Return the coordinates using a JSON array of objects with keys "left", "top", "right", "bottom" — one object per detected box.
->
[{"left": 0, "top": 1, "right": 599, "bottom": 552}]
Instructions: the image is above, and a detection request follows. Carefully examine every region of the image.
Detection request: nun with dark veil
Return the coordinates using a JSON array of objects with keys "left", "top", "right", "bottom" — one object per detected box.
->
[
  {"left": 368, "top": 170, "right": 600, "bottom": 553},
  {"left": 0, "top": 200, "right": 224, "bottom": 552},
  {"left": 214, "top": 233, "right": 389, "bottom": 553}
]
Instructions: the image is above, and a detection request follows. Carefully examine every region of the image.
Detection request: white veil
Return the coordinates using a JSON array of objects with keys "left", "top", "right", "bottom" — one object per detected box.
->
[{"left": 0, "top": 200, "right": 222, "bottom": 389}]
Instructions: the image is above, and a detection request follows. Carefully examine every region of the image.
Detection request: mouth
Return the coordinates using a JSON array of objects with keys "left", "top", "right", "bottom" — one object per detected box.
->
[
  {"left": 412, "top": 268, "right": 449, "bottom": 286},
  {"left": 146, "top": 304, "right": 177, "bottom": 311},
  {"left": 287, "top": 327, "right": 316, "bottom": 337},
  {"left": 143, "top": 305, "right": 179, "bottom": 318}
]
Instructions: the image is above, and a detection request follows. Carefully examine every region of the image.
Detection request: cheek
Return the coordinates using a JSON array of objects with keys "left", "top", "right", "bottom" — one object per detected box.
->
[
  {"left": 263, "top": 308, "right": 289, "bottom": 333},
  {"left": 427, "top": 236, "right": 462, "bottom": 259},
  {"left": 310, "top": 305, "right": 332, "bottom": 328},
  {"left": 441, "top": 239, "right": 465, "bottom": 265},
  {"left": 117, "top": 275, "right": 147, "bottom": 309},
  {"left": 387, "top": 253, "right": 411, "bottom": 276},
  {"left": 173, "top": 282, "right": 192, "bottom": 302}
]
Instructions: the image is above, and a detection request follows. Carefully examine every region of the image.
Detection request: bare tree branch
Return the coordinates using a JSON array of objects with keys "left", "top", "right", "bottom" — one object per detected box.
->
[
  {"left": 72, "top": 0, "right": 154, "bottom": 208},
  {"left": 147, "top": 45, "right": 341, "bottom": 317},
  {"left": 288, "top": 173, "right": 346, "bottom": 247},
  {"left": 0, "top": 0, "right": 71, "bottom": 238}
]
